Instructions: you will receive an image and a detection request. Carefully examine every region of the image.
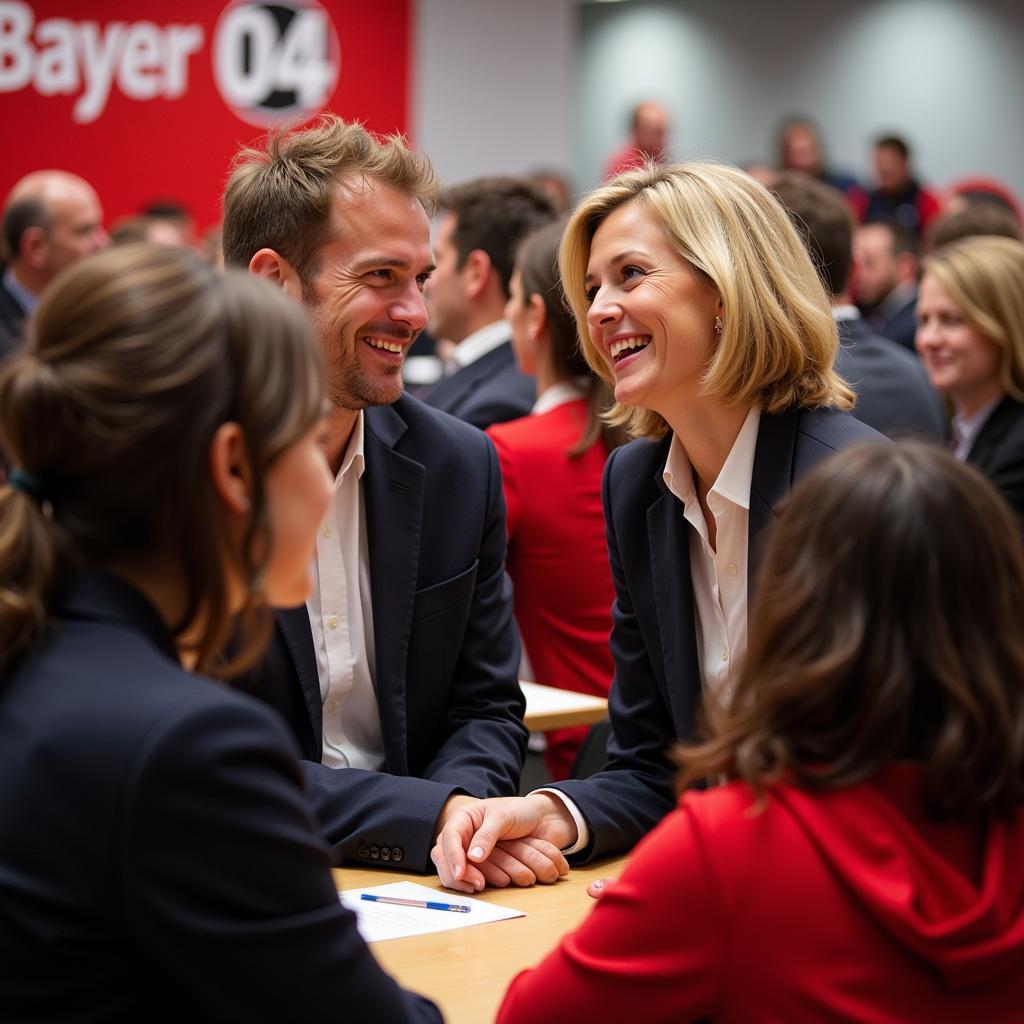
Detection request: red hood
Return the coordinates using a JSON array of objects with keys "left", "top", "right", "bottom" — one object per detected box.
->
[{"left": 772, "top": 764, "right": 1024, "bottom": 989}]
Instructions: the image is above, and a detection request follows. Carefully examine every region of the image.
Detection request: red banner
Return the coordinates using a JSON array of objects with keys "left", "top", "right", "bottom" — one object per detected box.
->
[{"left": 0, "top": 1, "right": 411, "bottom": 230}]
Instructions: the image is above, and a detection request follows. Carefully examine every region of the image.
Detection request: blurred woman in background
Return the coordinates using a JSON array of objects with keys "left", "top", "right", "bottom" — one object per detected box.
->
[
  {"left": 487, "top": 220, "right": 626, "bottom": 780},
  {"left": 0, "top": 245, "right": 439, "bottom": 1023},
  {"left": 498, "top": 441, "right": 1024, "bottom": 1022},
  {"left": 917, "top": 235, "right": 1024, "bottom": 523}
]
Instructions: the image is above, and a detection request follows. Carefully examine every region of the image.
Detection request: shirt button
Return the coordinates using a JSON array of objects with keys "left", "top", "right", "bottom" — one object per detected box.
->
[
  {"left": 328, "top": 615, "right": 339, "bottom": 629},
  {"left": 326, "top": 698, "right": 337, "bottom": 712},
  {"left": 322, "top": 524, "right": 332, "bottom": 539},
  {"left": 721, "top": 649, "right": 729, "bottom": 662},
  {"left": 727, "top": 563, "right": 737, "bottom": 575}
]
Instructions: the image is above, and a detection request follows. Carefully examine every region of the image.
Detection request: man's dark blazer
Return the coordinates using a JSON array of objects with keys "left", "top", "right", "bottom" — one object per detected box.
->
[
  {"left": 0, "top": 268, "right": 28, "bottom": 359},
  {"left": 237, "top": 393, "right": 527, "bottom": 871},
  {"left": 551, "top": 407, "right": 883, "bottom": 861},
  {"left": 864, "top": 287, "right": 918, "bottom": 352},
  {"left": 0, "top": 571, "right": 440, "bottom": 1023},
  {"left": 836, "top": 313, "right": 947, "bottom": 441},
  {"left": 967, "top": 395, "right": 1024, "bottom": 524},
  {"left": 420, "top": 338, "right": 535, "bottom": 429}
]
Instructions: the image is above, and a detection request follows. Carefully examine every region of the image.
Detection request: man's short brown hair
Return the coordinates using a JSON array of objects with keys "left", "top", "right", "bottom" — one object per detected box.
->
[
  {"left": 771, "top": 171, "right": 854, "bottom": 297},
  {"left": 222, "top": 116, "right": 438, "bottom": 294},
  {"left": 438, "top": 177, "right": 557, "bottom": 298}
]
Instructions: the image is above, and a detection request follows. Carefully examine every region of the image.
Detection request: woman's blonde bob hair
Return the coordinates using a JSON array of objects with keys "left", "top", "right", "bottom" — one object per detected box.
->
[
  {"left": 923, "top": 235, "right": 1024, "bottom": 402},
  {"left": 559, "top": 161, "right": 855, "bottom": 439}
]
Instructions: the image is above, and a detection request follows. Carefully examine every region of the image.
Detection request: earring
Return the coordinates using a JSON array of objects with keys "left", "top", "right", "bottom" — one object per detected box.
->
[{"left": 714, "top": 315, "right": 723, "bottom": 337}]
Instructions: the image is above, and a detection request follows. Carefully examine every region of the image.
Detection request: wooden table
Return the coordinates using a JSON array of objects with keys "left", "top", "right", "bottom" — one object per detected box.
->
[
  {"left": 334, "top": 857, "right": 628, "bottom": 1024},
  {"left": 520, "top": 680, "right": 608, "bottom": 733}
]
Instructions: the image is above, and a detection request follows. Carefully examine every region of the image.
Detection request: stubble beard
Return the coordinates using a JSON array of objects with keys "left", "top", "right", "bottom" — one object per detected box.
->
[{"left": 330, "top": 355, "right": 404, "bottom": 411}]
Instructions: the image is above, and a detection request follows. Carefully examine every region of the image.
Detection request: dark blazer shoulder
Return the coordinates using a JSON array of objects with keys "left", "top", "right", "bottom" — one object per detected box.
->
[{"left": 792, "top": 404, "right": 884, "bottom": 451}]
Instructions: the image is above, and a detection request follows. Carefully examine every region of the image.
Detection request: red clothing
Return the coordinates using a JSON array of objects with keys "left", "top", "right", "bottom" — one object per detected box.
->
[
  {"left": 498, "top": 764, "right": 1024, "bottom": 1023},
  {"left": 604, "top": 144, "right": 648, "bottom": 180},
  {"left": 487, "top": 401, "right": 614, "bottom": 779}
]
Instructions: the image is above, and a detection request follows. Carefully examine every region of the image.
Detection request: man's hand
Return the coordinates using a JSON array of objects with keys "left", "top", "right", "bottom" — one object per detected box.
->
[{"left": 430, "top": 793, "right": 577, "bottom": 893}]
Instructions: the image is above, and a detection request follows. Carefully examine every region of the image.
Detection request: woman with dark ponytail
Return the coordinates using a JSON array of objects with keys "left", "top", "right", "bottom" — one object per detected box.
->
[
  {"left": 0, "top": 244, "right": 440, "bottom": 1023},
  {"left": 487, "top": 219, "right": 627, "bottom": 780}
]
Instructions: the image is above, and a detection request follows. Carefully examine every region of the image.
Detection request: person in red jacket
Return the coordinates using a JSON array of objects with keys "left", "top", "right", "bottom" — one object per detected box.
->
[
  {"left": 497, "top": 440, "right": 1024, "bottom": 1023},
  {"left": 487, "top": 220, "right": 626, "bottom": 779}
]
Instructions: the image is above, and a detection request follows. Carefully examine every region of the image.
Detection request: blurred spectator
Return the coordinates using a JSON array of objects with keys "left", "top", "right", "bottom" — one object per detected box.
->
[
  {"left": 0, "top": 170, "right": 108, "bottom": 357},
  {"left": 530, "top": 169, "right": 573, "bottom": 213},
  {"left": 776, "top": 116, "right": 866, "bottom": 214},
  {"left": 864, "top": 134, "right": 941, "bottom": 236},
  {"left": 111, "top": 215, "right": 189, "bottom": 247},
  {"left": 421, "top": 176, "right": 557, "bottom": 429},
  {"left": 773, "top": 172, "right": 945, "bottom": 441},
  {"left": 943, "top": 176, "right": 1022, "bottom": 226},
  {"left": 917, "top": 236, "right": 1024, "bottom": 524},
  {"left": 853, "top": 219, "right": 921, "bottom": 351},
  {"left": 604, "top": 101, "right": 670, "bottom": 180},
  {"left": 141, "top": 199, "right": 197, "bottom": 248},
  {"left": 928, "top": 201, "right": 1023, "bottom": 251}
]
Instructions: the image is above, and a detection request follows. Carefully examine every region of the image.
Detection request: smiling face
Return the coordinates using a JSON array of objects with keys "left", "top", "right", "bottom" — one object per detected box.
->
[
  {"left": 916, "top": 272, "right": 1003, "bottom": 417},
  {"left": 305, "top": 178, "right": 434, "bottom": 410},
  {"left": 584, "top": 199, "right": 721, "bottom": 418}
]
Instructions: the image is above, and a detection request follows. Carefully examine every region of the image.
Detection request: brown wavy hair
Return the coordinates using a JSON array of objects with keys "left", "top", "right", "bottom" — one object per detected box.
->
[
  {"left": 678, "top": 441, "right": 1024, "bottom": 820},
  {"left": 0, "top": 244, "right": 326, "bottom": 678},
  {"left": 222, "top": 114, "right": 439, "bottom": 296},
  {"left": 514, "top": 219, "right": 626, "bottom": 456}
]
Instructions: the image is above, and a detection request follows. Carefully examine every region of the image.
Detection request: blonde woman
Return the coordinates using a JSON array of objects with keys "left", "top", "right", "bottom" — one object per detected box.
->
[
  {"left": 433, "top": 163, "right": 881, "bottom": 892},
  {"left": 916, "top": 235, "right": 1024, "bottom": 522}
]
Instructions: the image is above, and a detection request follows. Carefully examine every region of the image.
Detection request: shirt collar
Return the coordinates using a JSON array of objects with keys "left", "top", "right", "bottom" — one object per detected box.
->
[
  {"left": 335, "top": 410, "right": 366, "bottom": 486},
  {"left": 952, "top": 396, "right": 1001, "bottom": 459},
  {"left": 832, "top": 304, "right": 860, "bottom": 322},
  {"left": 663, "top": 405, "right": 761, "bottom": 511},
  {"left": 3, "top": 267, "right": 37, "bottom": 316},
  {"left": 451, "top": 320, "right": 510, "bottom": 368},
  {"left": 532, "top": 378, "right": 587, "bottom": 415}
]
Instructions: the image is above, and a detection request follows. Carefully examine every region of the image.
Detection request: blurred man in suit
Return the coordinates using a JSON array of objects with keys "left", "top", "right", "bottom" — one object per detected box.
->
[
  {"left": 222, "top": 117, "right": 527, "bottom": 873},
  {"left": 421, "top": 177, "right": 556, "bottom": 429},
  {"left": 774, "top": 173, "right": 946, "bottom": 441},
  {"left": 0, "top": 170, "right": 108, "bottom": 355},
  {"left": 853, "top": 219, "right": 921, "bottom": 352}
]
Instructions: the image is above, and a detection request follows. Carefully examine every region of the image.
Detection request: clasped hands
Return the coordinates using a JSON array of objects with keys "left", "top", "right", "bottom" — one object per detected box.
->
[{"left": 431, "top": 793, "right": 577, "bottom": 894}]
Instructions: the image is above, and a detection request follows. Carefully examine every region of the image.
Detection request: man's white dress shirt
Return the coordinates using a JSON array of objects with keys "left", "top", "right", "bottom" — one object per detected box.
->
[{"left": 306, "top": 412, "right": 385, "bottom": 770}]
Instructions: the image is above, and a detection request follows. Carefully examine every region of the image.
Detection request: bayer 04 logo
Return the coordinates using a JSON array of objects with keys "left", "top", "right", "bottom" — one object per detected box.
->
[{"left": 213, "top": 1, "right": 340, "bottom": 127}]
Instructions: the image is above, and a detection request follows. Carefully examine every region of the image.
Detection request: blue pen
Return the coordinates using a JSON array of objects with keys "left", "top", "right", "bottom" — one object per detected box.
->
[{"left": 360, "top": 893, "right": 470, "bottom": 913}]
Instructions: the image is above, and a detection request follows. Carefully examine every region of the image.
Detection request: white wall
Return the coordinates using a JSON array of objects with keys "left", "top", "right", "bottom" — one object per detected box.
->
[
  {"left": 413, "top": 0, "right": 576, "bottom": 187},
  {"left": 414, "top": 0, "right": 1024, "bottom": 206},
  {"left": 576, "top": 0, "right": 1024, "bottom": 199}
]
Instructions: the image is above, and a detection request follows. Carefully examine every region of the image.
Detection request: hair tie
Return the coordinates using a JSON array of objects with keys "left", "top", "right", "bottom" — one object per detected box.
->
[{"left": 8, "top": 469, "right": 47, "bottom": 504}]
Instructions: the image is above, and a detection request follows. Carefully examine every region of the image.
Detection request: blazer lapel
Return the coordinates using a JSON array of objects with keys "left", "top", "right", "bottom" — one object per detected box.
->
[
  {"left": 363, "top": 404, "right": 425, "bottom": 773},
  {"left": 422, "top": 343, "right": 510, "bottom": 415},
  {"left": 747, "top": 409, "right": 799, "bottom": 601},
  {"left": 277, "top": 606, "right": 323, "bottom": 744},
  {"left": 646, "top": 466, "right": 699, "bottom": 735},
  {"left": 967, "top": 397, "right": 1016, "bottom": 471}
]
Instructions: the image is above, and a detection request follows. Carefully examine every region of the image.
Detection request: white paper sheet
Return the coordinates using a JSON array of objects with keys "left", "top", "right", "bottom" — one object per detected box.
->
[{"left": 338, "top": 880, "right": 524, "bottom": 943}]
